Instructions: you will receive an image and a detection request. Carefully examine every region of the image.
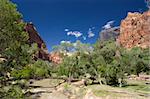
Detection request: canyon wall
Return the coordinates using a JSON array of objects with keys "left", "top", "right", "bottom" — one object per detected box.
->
[
  {"left": 117, "top": 10, "right": 150, "bottom": 48},
  {"left": 25, "top": 23, "right": 49, "bottom": 60},
  {"left": 25, "top": 23, "right": 62, "bottom": 64}
]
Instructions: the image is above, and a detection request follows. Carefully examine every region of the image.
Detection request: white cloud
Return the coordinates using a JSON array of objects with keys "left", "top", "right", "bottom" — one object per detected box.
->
[
  {"left": 88, "top": 28, "right": 95, "bottom": 38},
  {"left": 64, "top": 29, "right": 69, "bottom": 32},
  {"left": 102, "top": 20, "right": 115, "bottom": 29},
  {"left": 67, "top": 31, "right": 82, "bottom": 38},
  {"left": 65, "top": 27, "right": 96, "bottom": 40},
  {"left": 60, "top": 40, "right": 71, "bottom": 44},
  {"left": 83, "top": 36, "right": 86, "bottom": 40},
  {"left": 67, "top": 31, "right": 72, "bottom": 35},
  {"left": 88, "top": 32, "right": 95, "bottom": 38}
]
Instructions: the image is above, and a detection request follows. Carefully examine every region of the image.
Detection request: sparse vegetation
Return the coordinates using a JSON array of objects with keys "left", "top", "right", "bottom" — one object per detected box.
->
[{"left": 0, "top": 0, "right": 149, "bottom": 98}]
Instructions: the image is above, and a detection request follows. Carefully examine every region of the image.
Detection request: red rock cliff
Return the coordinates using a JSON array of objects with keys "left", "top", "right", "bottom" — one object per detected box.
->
[
  {"left": 49, "top": 52, "right": 62, "bottom": 64},
  {"left": 25, "top": 23, "right": 49, "bottom": 60},
  {"left": 25, "top": 23, "right": 63, "bottom": 64},
  {"left": 117, "top": 10, "right": 150, "bottom": 48}
]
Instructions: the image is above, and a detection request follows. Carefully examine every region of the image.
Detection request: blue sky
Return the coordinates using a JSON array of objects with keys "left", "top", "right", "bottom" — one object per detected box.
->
[{"left": 12, "top": 0, "right": 147, "bottom": 51}]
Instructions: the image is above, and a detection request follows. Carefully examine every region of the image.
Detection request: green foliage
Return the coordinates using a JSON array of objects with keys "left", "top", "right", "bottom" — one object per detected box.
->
[
  {"left": 0, "top": 0, "right": 28, "bottom": 51},
  {"left": 11, "top": 60, "right": 52, "bottom": 79},
  {"left": 93, "top": 40, "right": 121, "bottom": 85},
  {"left": 74, "top": 40, "right": 93, "bottom": 53},
  {"left": 31, "top": 60, "right": 51, "bottom": 78},
  {"left": 52, "top": 40, "right": 93, "bottom": 55},
  {"left": 0, "top": 85, "right": 24, "bottom": 99},
  {"left": 0, "top": 0, "right": 38, "bottom": 80},
  {"left": 58, "top": 55, "right": 78, "bottom": 77},
  {"left": 56, "top": 39, "right": 149, "bottom": 87},
  {"left": 0, "top": 0, "right": 37, "bottom": 85},
  {"left": 58, "top": 53, "right": 93, "bottom": 78},
  {"left": 93, "top": 40, "right": 149, "bottom": 86},
  {"left": 121, "top": 47, "right": 150, "bottom": 75},
  {"left": 11, "top": 66, "right": 32, "bottom": 79},
  {"left": 104, "top": 64, "right": 123, "bottom": 86},
  {"left": 52, "top": 41, "right": 73, "bottom": 53},
  {"left": 94, "top": 40, "right": 117, "bottom": 64},
  {"left": 54, "top": 41, "right": 95, "bottom": 79},
  {"left": 4, "top": 43, "right": 38, "bottom": 69}
]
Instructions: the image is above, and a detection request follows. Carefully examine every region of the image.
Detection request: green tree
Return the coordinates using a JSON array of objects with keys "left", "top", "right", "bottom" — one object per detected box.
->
[
  {"left": 74, "top": 40, "right": 93, "bottom": 53},
  {"left": 93, "top": 39, "right": 126, "bottom": 86},
  {"left": 94, "top": 40, "right": 117, "bottom": 64},
  {"left": 0, "top": 0, "right": 28, "bottom": 52},
  {"left": 52, "top": 41, "right": 73, "bottom": 53},
  {"left": 121, "top": 47, "right": 150, "bottom": 76},
  {"left": 57, "top": 41, "right": 94, "bottom": 82},
  {"left": 0, "top": 0, "right": 37, "bottom": 81}
]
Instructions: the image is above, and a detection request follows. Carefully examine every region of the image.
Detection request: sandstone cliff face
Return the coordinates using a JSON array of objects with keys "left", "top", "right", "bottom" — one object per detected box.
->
[
  {"left": 25, "top": 23, "right": 63, "bottom": 64},
  {"left": 25, "top": 23, "right": 45, "bottom": 48},
  {"left": 49, "top": 52, "right": 62, "bottom": 64},
  {"left": 117, "top": 10, "right": 150, "bottom": 48},
  {"left": 25, "top": 23, "right": 49, "bottom": 60}
]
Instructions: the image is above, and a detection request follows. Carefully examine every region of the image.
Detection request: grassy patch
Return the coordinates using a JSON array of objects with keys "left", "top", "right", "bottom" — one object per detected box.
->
[
  {"left": 122, "top": 79, "right": 150, "bottom": 94},
  {"left": 93, "top": 90, "right": 110, "bottom": 97},
  {"left": 86, "top": 79, "right": 150, "bottom": 98}
]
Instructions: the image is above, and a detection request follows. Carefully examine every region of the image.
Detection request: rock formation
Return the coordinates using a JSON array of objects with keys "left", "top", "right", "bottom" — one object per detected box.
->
[
  {"left": 49, "top": 52, "right": 62, "bottom": 64},
  {"left": 100, "top": 27, "right": 120, "bottom": 41},
  {"left": 25, "top": 22, "right": 49, "bottom": 60},
  {"left": 25, "top": 22, "right": 63, "bottom": 64},
  {"left": 117, "top": 10, "right": 150, "bottom": 48}
]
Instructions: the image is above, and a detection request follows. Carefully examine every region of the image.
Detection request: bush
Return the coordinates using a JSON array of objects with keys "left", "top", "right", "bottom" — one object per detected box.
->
[
  {"left": 11, "top": 60, "right": 52, "bottom": 79},
  {"left": 0, "top": 85, "right": 24, "bottom": 99},
  {"left": 31, "top": 60, "right": 51, "bottom": 79},
  {"left": 11, "top": 66, "right": 32, "bottom": 79},
  {"left": 57, "top": 56, "right": 78, "bottom": 78},
  {"left": 104, "top": 65, "right": 120, "bottom": 86}
]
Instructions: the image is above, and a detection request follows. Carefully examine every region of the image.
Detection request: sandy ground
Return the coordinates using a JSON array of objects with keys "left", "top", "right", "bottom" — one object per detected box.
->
[{"left": 28, "top": 79, "right": 150, "bottom": 99}]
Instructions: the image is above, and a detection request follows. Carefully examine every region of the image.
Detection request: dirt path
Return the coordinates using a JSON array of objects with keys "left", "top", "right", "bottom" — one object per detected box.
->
[
  {"left": 28, "top": 79, "right": 150, "bottom": 99},
  {"left": 28, "top": 79, "right": 68, "bottom": 99}
]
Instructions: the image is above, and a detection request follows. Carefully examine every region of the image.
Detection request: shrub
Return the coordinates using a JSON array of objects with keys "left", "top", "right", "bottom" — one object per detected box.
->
[
  {"left": 11, "top": 66, "right": 32, "bottom": 79},
  {"left": 31, "top": 60, "right": 52, "bottom": 79},
  {"left": 0, "top": 85, "right": 24, "bottom": 99},
  {"left": 11, "top": 60, "right": 52, "bottom": 79},
  {"left": 57, "top": 56, "right": 77, "bottom": 77}
]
